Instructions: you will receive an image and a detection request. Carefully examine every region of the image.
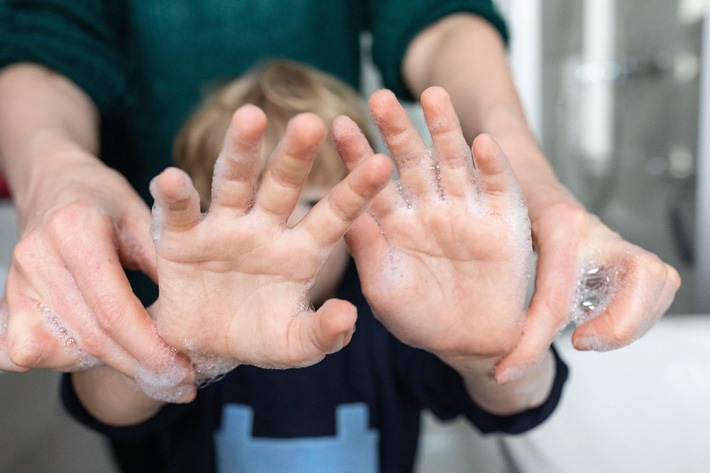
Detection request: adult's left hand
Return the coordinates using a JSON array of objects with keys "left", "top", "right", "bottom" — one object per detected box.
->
[{"left": 495, "top": 201, "right": 681, "bottom": 383}]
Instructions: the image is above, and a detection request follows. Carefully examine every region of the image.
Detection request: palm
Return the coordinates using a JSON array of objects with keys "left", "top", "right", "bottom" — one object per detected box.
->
[
  {"left": 155, "top": 212, "right": 327, "bottom": 368},
  {"left": 149, "top": 106, "right": 391, "bottom": 379},
  {"left": 335, "top": 88, "right": 532, "bottom": 360}
]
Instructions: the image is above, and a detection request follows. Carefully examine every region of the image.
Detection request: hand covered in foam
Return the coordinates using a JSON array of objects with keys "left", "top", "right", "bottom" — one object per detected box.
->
[
  {"left": 333, "top": 87, "right": 532, "bottom": 372},
  {"left": 495, "top": 206, "right": 681, "bottom": 382},
  {"left": 149, "top": 105, "right": 392, "bottom": 382}
]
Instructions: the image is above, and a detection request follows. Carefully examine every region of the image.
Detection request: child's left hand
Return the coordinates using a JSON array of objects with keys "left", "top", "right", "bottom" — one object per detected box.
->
[{"left": 333, "top": 87, "right": 532, "bottom": 373}]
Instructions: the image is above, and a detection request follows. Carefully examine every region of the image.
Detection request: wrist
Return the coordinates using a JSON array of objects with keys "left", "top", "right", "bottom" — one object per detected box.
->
[
  {"left": 9, "top": 134, "right": 99, "bottom": 223},
  {"left": 456, "top": 350, "right": 557, "bottom": 415}
]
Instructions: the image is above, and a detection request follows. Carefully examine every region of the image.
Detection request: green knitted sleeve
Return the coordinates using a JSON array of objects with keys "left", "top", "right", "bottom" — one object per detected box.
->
[{"left": 0, "top": 0, "right": 125, "bottom": 113}]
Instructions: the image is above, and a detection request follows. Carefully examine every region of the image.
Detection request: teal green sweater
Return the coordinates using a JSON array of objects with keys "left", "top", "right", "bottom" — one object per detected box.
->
[{"left": 0, "top": 0, "right": 507, "bottom": 299}]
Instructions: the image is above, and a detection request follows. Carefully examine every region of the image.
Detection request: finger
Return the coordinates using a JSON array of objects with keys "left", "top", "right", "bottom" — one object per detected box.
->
[
  {"left": 495, "top": 232, "right": 580, "bottom": 383},
  {"left": 332, "top": 115, "right": 399, "bottom": 218},
  {"left": 572, "top": 253, "right": 676, "bottom": 351},
  {"left": 209, "top": 104, "right": 267, "bottom": 217},
  {"left": 369, "top": 89, "right": 430, "bottom": 195},
  {"left": 150, "top": 167, "right": 202, "bottom": 232},
  {"left": 295, "top": 298, "right": 357, "bottom": 363},
  {"left": 4, "top": 275, "right": 95, "bottom": 370},
  {"left": 471, "top": 135, "right": 518, "bottom": 195},
  {"left": 471, "top": 134, "right": 529, "bottom": 219},
  {"left": 332, "top": 115, "right": 374, "bottom": 168},
  {"left": 300, "top": 153, "right": 392, "bottom": 247},
  {"left": 6, "top": 241, "right": 105, "bottom": 370},
  {"left": 0, "top": 298, "right": 29, "bottom": 372},
  {"left": 420, "top": 87, "right": 475, "bottom": 195},
  {"left": 117, "top": 191, "right": 159, "bottom": 283},
  {"left": 651, "top": 263, "right": 681, "bottom": 316},
  {"left": 254, "top": 113, "right": 325, "bottom": 221},
  {"left": 44, "top": 211, "right": 190, "bottom": 378}
]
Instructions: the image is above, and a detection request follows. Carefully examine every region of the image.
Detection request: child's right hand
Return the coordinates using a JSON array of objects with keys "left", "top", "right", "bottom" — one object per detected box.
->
[{"left": 149, "top": 105, "right": 391, "bottom": 381}]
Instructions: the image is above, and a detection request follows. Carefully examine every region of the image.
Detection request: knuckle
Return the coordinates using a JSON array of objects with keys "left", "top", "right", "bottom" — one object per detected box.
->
[
  {"left": 78, "top": 328, "right": 107, "bottom": 358},
  {"left": 91, "top": 297, "right": 130, "bottom": 333},
  {"left": 7, "top": 333, "right": 46, "bottom": 368},
  {"left": 631, "top": 251, "right": 669, "bottom": 286},
  {"left": 11, "top": 235, "right": 39, "bottom": 268},
  {"left": 47, "top": 199, "right": 110, "bottom": 240},
  {"left": 606, "top": 321, "right": 637, "bottom": 347}
]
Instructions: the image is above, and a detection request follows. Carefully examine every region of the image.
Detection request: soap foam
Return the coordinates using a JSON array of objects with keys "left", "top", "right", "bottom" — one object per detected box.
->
[
  {"left": 39, "top": 303, "right": 100, "bottom": 371},
  {"left": 504, "top": 190, "right": 534, "bottom": 284},
  {"left": 150, "top": 203, "right": 163, "bottom": 245},
  {"left": 569, "top": 263, "right": 623, "bottom": 326},
  {"left": 177, "top": 339, "right": 239, "bottom": 388},
  {"left": 134, "top": 353, "right": 193, "bottom": 403}
]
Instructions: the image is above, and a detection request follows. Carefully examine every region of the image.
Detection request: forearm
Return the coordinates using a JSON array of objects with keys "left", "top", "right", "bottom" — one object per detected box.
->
[
  {"left": 402, "top": 14, "right": 580, "bottom": 219},
  {"left": 0, "top": 63, "right": 100, "bottom": 219},
  {"left": 72, "top": 365, "right": 166, "bottom": 427}
]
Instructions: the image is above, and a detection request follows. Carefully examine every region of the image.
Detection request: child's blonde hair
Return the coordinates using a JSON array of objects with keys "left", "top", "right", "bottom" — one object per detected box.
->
[{"left": 173, "top": 60, "right": 373, "bottom": 207}]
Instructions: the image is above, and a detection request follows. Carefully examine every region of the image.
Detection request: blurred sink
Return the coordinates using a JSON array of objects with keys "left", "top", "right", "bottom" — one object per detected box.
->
[{"left": 502, "top": 314, "right": 710, "bottom": 473}]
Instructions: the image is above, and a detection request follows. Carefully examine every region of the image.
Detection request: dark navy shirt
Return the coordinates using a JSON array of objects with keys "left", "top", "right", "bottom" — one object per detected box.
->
[{"left": 62, "top": 262, "right": 568, "bottom": 473}]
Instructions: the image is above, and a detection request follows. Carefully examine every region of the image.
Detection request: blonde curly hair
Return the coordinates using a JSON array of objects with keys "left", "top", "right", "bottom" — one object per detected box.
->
[{"left": 173, "top": 60, "right": 374, "bottom": 208}]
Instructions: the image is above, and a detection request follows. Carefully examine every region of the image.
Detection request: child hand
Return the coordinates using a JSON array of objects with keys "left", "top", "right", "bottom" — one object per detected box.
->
[
  {"left": 333, "top": 87, "right": 532, "bottom": 372},
  {"left": 150, "top": 105, "right": 391, "bottom": 380}
]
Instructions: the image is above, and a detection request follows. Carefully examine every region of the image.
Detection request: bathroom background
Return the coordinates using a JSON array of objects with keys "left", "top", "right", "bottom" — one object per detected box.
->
[{"left": 1, "top": 1, "right": 709, "bottom": 471}]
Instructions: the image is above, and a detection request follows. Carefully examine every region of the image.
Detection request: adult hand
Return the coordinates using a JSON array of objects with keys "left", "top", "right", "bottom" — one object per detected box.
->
[
  {"left": 149, "top": 105, "right": 392, "bottom": 380},
  {"left": 333, "top": 87, "right": 532, "bottom": 368},
  {"left": 494, "top": 203, "right": 681, "bottom": 383},
  {"left": 0, "top": 145, "right": 188, "bottom": 387}
]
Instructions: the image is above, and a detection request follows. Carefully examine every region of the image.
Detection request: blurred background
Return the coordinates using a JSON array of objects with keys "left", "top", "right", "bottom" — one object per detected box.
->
[{"left": 1, "top": 0, "right": 710, "bottom": 471}]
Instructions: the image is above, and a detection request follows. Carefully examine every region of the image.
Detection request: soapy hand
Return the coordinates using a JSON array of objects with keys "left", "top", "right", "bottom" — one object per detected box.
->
[
  {"left": 0, "top": 152, "right": 187, "bottom": 382},
  {"left": 150, "top": 105, "right": 392, "bottom": 380},
  {"left": 495, "top": 205, "right": 681, "bottom": 382},
  {"left": 333, "top": 87, "right": 532, "bottom": 368}
]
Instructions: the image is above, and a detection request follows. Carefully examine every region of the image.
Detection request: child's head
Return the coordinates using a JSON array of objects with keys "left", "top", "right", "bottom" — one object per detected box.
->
[
  {"left": 173, "top": 60, "right": 374, "bottom": 304},
  {"left": 173, "top": 59, "right": 373, "bottom": 209}
]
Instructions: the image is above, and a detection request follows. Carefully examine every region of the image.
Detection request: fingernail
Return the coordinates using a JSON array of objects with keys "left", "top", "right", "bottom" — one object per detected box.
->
[
  {"left": 496, "top": 366, "right": 525, "bottom": 384},
  {"left": 574, "top": 335, "right": 614, "bottom": 352},
  {"left": 333, "top": 334, "right": 347, "bottom": 353}
]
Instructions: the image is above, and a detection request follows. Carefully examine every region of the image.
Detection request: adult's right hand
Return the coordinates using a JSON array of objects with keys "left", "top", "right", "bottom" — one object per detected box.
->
[
  {"left": 0, "top": 64, "right": 191, "bottom": 397},
  {"left": 0, "top": 147, "right": 191, "bottom": 391}
]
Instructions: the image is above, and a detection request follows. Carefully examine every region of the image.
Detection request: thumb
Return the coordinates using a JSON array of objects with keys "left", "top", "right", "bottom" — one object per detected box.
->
[
  {"left": 495, "top": 244, "right": 577, "bottom": 384},
  {"left": 308, "top": 298, "right": 357, "bottom": 356}
]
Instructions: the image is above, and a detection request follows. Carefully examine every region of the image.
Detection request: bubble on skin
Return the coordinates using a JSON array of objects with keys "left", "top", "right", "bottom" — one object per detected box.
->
[
  {"left": 125, "top": 323, "right": 197, "bottom": 402},
  {"left": 134, "top": 350, "right": 194, "bottom": 402},
  {"left": 506, "top": 191, "right": 534, "bottom": 279},
  {"left": 179, "top": 339, "right": 239, "bottom": 387},
  {"left": 36, "top": 303, "right": 100, "bottom": 370},
  {"left": 380, "top": 247, "right": 412, "bottom": 289},
  {"left": 569, "top": 263, "right": 624, "bottom": 326},
  {"left": 394, "top": 179, "right": 415, "bottom": 211},
  {"left": 425, "top": 149, "right": 447, "bottom": 202},
  {"left": 191, "top": 352, "right": 239, "bottom": 387},
  {"left": 150, "top": 203, "right": 164, "bottom": 245}
]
